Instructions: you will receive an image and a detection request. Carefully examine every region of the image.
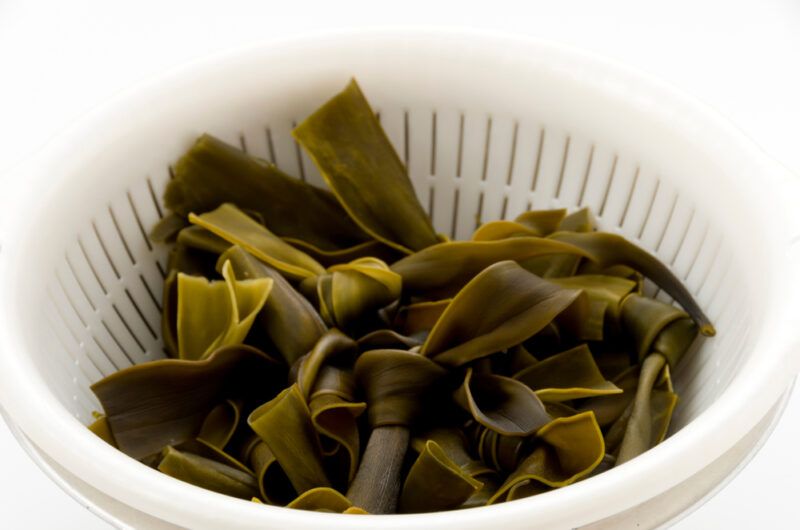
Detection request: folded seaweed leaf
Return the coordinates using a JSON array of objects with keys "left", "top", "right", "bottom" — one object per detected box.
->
[
  {"left": 317, "top": 258, "right": 402, "bottom": 330},
  {"left": 393, "top": 299, "right": 451, "bottom": 337},
  {"left": 197, "top": 399, "right": 241, "bottom": 449},
  {"left": 411, "top": 427, "right": 495, "bottom": 480},
  {"left": 550, "top": 232, "right": 714, "bottom": 335},
  {"left": 189, "top": 203, "right": 325, "bottom": 281},
  {"left": 284, "top": 237, "right": 402, "bottom": 268},
  {"left": 177, "top": 260, "right": 272, "bottom": 360},
  {"left": 391, "top": 238, "right": 591, "bottom": 298},
  {"left": 161, "top": 242, "right": 226, "bottom": 358},
  {"left": 472, "top": 424, "right": 532, "bottom": 473},
  {"left": 498, "top": 344, "right": 539, "bottom": 376},
  {"left": 177, "top": 438, "right": 254, "bottom": 475},
  {"left": 308, "top": 384, "right": 366, "bottom": 486},
  {"left": 488, "top": 412, "right": 604, "bottom": 503},
  {"left": 502, "top": 479, "right": 550, "bottom": 502},
  {"left": 549, "top": 275, "right": 638, "bottom": 339},
  {"left": 293, "top": 79, "right": 439, "bottom": 254},
  {"left": 164, "top": 133, "right": 369, "bottom": 250},
  {"left": 356, "top": 329, "right": 422, "bottom": 350},
  {"left": 516, "top": 209, "right": 569, "bottom": 235},
  {"left": 620, "top": 295, "right": 698, "bottom": 366},
  {"left": 472, "top": 221, "right": 544, "bottom": 242},
  {"left": 607, "top": 386, "right": 678, "bottom": 461},
  {"left": 88, "top": 414, "right": 116, "bottom": 447},
  {"left": 247, "top": 440, "right": 296, "bottom": 505},
  {"left": 577, "top": 365, "right": 639, "bottom": 428},
  {"left": 614, "top": 355, "right": 680, "bottom": 465},
  {"left": 559, "top": 207, "right": 595, "bottom": 233},
  {"left": 453, "top": 368, "right": 551, "bottom": 436},
  {"left": 472, "top": 209, "right": 568, "bottom": 241},
  {"left": 248, "top": 384, "right": 331, "bottom": 494},
  {"left": 291, "top": 329, "right": 358, "bottom": 400},
  {"left": 354, "top": 349, "right": 447, "bottom": 428},
  {"left": 177, "top": 225, "right": 232, "bottom": 255},
  {"left": 421, "top": 261, "right": 583, "bottom": 366},
  {"left": 398, "top": 440, "right": 483, "bottom": 513},
  {"left": 513, "top": 344, "right": 622, "bottom": 402},
  {"left": 220, "top": 246, "right": 327, "bottom": 365},
  {"left": 522, "top": 208, "right": 595, "bottom": 278},
  {"left": 289, "top": 331, "right": 365, "bottom": 486},
  {"left": 286, "top": 487, "right": 356, "bottom": 513},
  {"left": 91, "top": 344, "right": 282, "bottom": 459},
  {"left": 158, "top": 446, "right": 260, "bottom": 500}
]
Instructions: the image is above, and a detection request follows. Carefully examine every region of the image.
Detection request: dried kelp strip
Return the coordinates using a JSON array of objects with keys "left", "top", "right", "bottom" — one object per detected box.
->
[
  {"left": 157, "top": 446, "right": 259, "bottom": 499},
  {"left": 472, "top": 209, "right": 567, "bottom": 241},
  {"left": 247, "top": 440, "right": 296, "bottom": 505},
  {"left": 248, "top": 384, "right": 331, "bottom": 494},
  {"left": 453, "top": 368, "right": 551, "bottom": 436},
  {"left": 197, "top": 399, "right": 241, "bottom": 449},
  {"left": 399, "top": 440, "right": 483, "bottom": 513},
  {"left": 190, "top": 203, "right": 325, "bottom": 280},
  {"left": 164, "top": 133, "right": 368, "bottom": 250},
  {"left": 551, "top": 232, "right": 714, "bottom": 335},
  {"left": 421, "top": 261, "right": 583, "bottom": 366},
  {"left": 513, "top": 344, "right": 622, "bottom": 402},
  {"left": 294, "top": 79, "right": 439, "bottom": 254},
  {"left": 393, "top": 300, "right": 450, "bottom": 337},
  {"left": 354, "top": 349, "right": 447, "bottom": 428},
  {"left": 284, "top": 237, "right": 401, "bottom": 268},
  {"left": 91, "top": 344, "right": 282, "bottom": 459},
  {"left": 286, "top": 487, "right": 357, "bottom": 512},
  {"left": 177, "top": 260, "right": 272, "bottom": 360},
  {"left": 488, "top": 412, "right": 604, "bottom": 503},
  {"left": 391, "top": 238, "right": 591, "bottom": 298},
  {"left": 316, "top": 258, "right": 402, "bottom": 330},
  {"left": 220, "top": 246, "right": 327, "bottom": 365}
]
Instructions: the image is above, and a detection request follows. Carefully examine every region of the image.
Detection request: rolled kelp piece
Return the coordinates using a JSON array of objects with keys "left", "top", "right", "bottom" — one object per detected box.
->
[
  {"left": 348, "top": 349, "right": 447, "bottom": 513},
  {"left": 614, "top": 295, "right": 697, "bottom": 465},
  {"left": 314, "top": 258, "right": 402, "bottom": 330}
]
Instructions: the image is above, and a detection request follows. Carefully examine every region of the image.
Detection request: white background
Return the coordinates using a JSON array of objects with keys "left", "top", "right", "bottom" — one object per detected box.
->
[{"left": 1, "top": 1, "right": 799, "bottom": 528}]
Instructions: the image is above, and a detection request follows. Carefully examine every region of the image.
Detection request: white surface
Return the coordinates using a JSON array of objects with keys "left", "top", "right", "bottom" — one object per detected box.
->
[{"left": 0, "top": 1, "right": 798, "bottom": 528}]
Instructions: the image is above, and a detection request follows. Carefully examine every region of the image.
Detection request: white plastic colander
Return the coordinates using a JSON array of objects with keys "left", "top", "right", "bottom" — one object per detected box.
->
[{"left": 1, "top": 29, "right": 800, "bottom": 530}]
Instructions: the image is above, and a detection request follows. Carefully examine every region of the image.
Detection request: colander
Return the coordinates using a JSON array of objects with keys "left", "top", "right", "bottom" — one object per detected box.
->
[{"left": 1, "top": 29, "right": 799, "bottom": 530}]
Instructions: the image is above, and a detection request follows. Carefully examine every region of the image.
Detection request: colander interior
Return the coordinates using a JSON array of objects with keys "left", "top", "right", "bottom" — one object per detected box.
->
[{"left": 3, "top": 34, "right": 770, "bottom": 528}]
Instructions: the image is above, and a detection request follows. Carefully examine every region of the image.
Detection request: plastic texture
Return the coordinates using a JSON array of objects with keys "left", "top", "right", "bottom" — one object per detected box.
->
[{"left": 1, "top": 29, "right": 800, "bottom": 529}]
